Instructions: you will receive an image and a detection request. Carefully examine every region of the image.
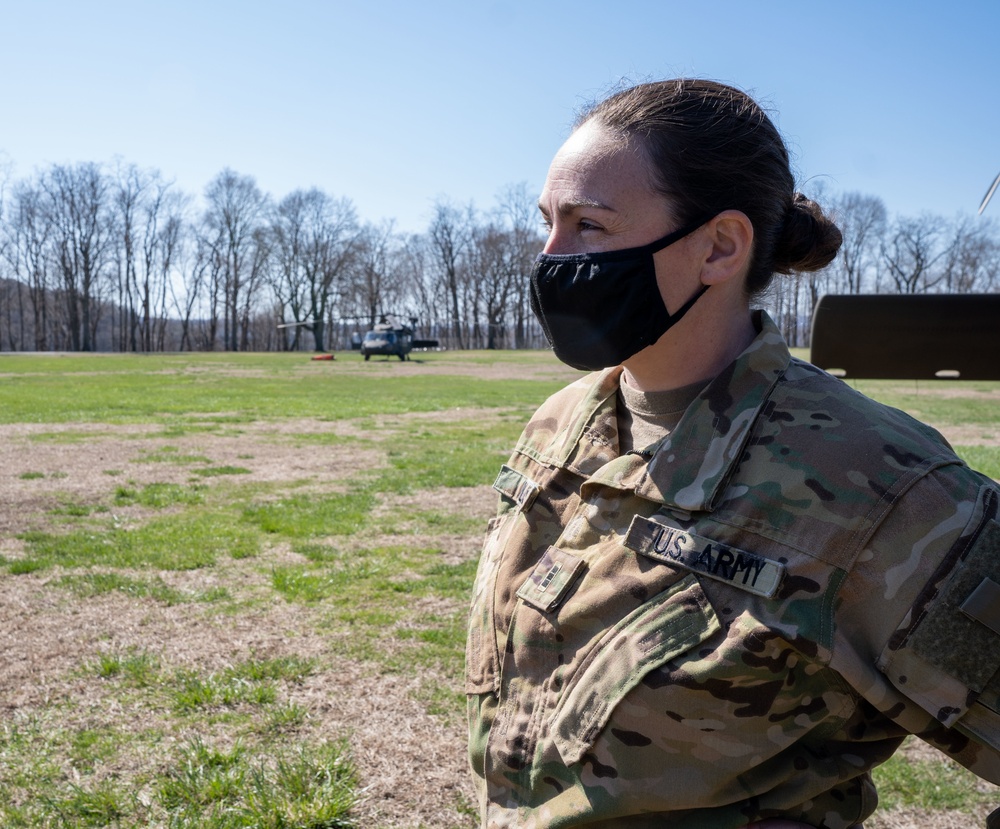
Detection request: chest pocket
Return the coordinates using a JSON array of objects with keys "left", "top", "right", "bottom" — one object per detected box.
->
[
  {"left": 550, "top": 573, "right": 720, "bottom": 765},
  {"left": 465, "top": 465, "right": 541, "bottom": 695}
]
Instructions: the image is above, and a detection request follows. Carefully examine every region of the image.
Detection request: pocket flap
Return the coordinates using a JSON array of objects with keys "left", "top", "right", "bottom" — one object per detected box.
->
[
  {"left": 551, "top": 574, "right": 720, "bottom": 765},
  {"left": 493, "top": 464, "right": 540, "bottom": 511}
]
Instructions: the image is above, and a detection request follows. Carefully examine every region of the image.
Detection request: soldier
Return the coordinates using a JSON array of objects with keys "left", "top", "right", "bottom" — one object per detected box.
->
[{"left": 466, "top": 79, "right": 1000, "bottom": 828}]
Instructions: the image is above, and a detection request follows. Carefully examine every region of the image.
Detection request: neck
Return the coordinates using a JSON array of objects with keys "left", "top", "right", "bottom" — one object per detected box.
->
[{"left": 622, "top": 307, "right": 756, "bottom": 392}]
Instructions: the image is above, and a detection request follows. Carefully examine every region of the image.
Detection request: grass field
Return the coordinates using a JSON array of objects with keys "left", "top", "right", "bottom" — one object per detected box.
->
[{"left": 0, "top": 348, "right": 998, "bottom": 828}]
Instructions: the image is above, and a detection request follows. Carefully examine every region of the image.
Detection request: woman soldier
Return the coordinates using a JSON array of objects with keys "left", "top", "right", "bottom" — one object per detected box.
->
[{"left": 466, "top": 79, "right": 1000, "bottom": 828}]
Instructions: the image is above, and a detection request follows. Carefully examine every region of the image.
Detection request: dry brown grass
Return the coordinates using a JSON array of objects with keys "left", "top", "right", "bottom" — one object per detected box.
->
[{"left": 0, "top": 416, "right": 482, "bottom": 827}]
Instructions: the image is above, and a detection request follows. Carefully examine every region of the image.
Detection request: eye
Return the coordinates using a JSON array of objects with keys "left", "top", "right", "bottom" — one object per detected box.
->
[{"left": 578, "top": 218, "right": 602, "bottom": 232}]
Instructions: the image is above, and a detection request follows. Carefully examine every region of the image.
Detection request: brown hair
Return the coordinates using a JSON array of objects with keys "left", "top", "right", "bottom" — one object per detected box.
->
[{"left": 579, "top": 79, "right": 842, "bottom": 296}]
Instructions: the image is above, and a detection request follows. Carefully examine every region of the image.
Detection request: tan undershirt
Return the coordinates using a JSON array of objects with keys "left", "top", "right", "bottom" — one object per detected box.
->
[{"left": 617, "top": 377, "right": 706, "bottom": 455}]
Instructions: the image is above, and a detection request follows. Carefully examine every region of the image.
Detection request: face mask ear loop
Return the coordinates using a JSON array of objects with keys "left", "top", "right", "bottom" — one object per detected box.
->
[
  {"left": 641, "top": 215, "right": 717, "bottom": 257},
  {"left": 665, "top": 283, "right": 710, "bottom": 324}
]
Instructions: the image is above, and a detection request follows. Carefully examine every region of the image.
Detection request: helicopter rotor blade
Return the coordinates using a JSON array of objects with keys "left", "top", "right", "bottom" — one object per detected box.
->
[{"left": 979, "top": 171, "right": 1000, "bottom": 215}]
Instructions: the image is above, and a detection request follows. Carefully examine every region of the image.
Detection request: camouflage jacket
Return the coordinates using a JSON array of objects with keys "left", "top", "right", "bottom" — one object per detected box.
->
[{"left": 466, "top": 312, "right": 1000, "bottom": 829}]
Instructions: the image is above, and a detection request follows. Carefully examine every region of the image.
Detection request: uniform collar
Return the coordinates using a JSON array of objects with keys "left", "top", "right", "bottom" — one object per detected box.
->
[{"left": 531, "top": 312, "right": 791, "bottom": 514}]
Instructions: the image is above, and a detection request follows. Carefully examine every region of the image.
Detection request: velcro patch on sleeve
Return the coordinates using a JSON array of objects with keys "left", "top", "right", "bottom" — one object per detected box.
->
[
  {"left": 905, "top": 518, "right": 1000, "bottom": 693},
  {"left": 962, "top": 577, "right": 1000, "bottom": 636},
  {"left": 624, "top": 516, "right": 785, "bottom": 599},
  {"left": 878, "top": 493, "right": 1000, "bottom": 728},
  {"left": 492, "top": 464, "right": 540, "bottom": 511}
]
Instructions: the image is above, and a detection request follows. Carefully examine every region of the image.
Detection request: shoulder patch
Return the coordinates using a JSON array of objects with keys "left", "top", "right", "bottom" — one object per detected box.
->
[
  {"left": 492, "top": 464, "right": 540, "bottom": 511},
  {"left": 623, "top": 516, "right": 785, "bottom": 598}
]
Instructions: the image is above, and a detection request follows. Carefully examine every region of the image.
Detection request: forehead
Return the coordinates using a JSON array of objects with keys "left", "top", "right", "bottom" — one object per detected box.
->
[{"left": 539, "top": 122, "right": 663, "bottom": 213}]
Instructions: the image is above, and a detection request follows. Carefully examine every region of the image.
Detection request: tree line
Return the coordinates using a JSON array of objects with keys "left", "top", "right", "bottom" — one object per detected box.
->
[
  {"left": 0, "top": 162, "right": 997, "bottom": 353},
  {"left": 769, "top": 187, "right": 999, "bottom": 346}
]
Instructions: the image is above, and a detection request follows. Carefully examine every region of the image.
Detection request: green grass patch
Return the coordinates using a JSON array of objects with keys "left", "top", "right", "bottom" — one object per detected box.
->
[
  {"left": 244, "top": 490, "right": 376, "bottom": 537},
  {"left": 847, "top": 378, "right": 1000, "bottom": 433},
  {"left": 59, "top": 572, "right": 229, "bottom": 605},
  {"left": 114, "top": 482, "right": 206, "bottom": 508},
  {"left": 135, "top": 446, "right": 213, "bottom": 465},
  {"left": 955, "top": 445, "right": 1000, "bottom": 481},
  {"left": 273, "top": 545, "right": 475, "bottom": 680},
  {"left": 192, "top": 465, "right": 252, "bottom": 477},
  {"left": 0, "top": 727, "right": 355, "bottom": 827},
  {"left": 0, "top": 351, "right": 565, "bottom": 425},
  {"left": 261, "top": 701, "right": 310, "bottom": 733},
  {"left": 872, "top": 744, "right": 998, "bottom": 811},
  {"left": 156, "top": 738, "right": 355, "bottom": 827},
  {"left": 380, "top": 507, "right": 486, "bottom": 536},
  {"left": 89, "top": 648, "right": 162, "bottom": 685},
  {"left": 171, "top": 670, "right": 278, "bottom": 712},
  {"left": 27, "top": 430, "right": 112, "bottom": 444},
  {"left": 375, "top": 419, "right": 523, "bottom": 493},
  {"left": 291, "top": 542, "right": 343, "bottom": 562},
  {"left": 43, "top": 780, "right": 134, "bottom": 826},
  {"left": 61, "top": 572, "right": 186, "bottom": 604},
  {"left": 168, "top": 656, "right": 315, "bottom": 713},
  {"left": 49, "top": 500, "right": 103, "bottom": 517},
  {"left": 18, "top": 471, "right": 45, "bottom": 480},
  {"left": 67, "top": 727, "right": 122, "bottom": 772},
  {"left": 15, "top": 511, "right": 260, "bottom": 572}
]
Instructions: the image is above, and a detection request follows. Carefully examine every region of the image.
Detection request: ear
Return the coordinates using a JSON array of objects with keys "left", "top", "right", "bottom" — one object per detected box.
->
[{"left": 700, "top": 210, "right": 754, "bottom": 285}]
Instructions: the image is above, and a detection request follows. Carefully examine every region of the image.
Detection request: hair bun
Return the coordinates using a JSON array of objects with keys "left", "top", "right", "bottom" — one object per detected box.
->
[{"left": 772, "top": 192, "right": 843, "bottom": 274}]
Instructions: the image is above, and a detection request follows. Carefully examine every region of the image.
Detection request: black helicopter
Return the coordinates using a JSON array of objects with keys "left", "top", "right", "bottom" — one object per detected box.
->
[
  {"left": 279, "top": 314, "right": 437, "bottom": 360},
  {"left": 360, "top": 314, "right": 418, "bottom": 361}
]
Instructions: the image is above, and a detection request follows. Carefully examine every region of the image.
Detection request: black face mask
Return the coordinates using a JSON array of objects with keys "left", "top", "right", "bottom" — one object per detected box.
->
[{"left": 529, "top": 218, "right": 711, "bottom": 371}]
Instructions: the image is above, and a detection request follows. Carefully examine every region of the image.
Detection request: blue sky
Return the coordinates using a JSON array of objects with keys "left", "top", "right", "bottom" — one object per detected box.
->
[{"left": 1, "top": 1, "right": 998, "bottom": 233}]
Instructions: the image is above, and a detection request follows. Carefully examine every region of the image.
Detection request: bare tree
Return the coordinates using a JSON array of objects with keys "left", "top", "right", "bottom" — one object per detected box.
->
[
  {"left": 468, "top": 222, "right": 522, "bottom": 349},
  {"left": 40, "top": 163, "right": 114, "bottom": 351},
  {"left": 881, "top": 214, "right": 951, "bottom": 294},
  {"left": 349, "top": 220, "right": 404, "bottom": 329},
  {"left": 269, "top": 188, "right": 358, "bottom": 351},
  {"left": 202, "top": 170, "right": 270, "bottom": 351},
  {"left": 493, "top": 182, "right": 545, "bottom": 348},
  {"left": 830, "top": 192, "right": 887, "bottom": 294},
  {"left": 428, "top": 200, "right": 474, "bottom": 349},
  {"left": 153, "top": 206, "right": 185, "bottom": 350},
  {"left": 398, "top": 233, "right": 444, "bottom": 343},
  {"left": 3, "top": 180, "right": 50, "bottom": 350},
  {"left": 940, "top": 214, "right": 1000, "bottom": 294},
  {"left": 171, "top": 229, "right": 215, "bottom": 352}
]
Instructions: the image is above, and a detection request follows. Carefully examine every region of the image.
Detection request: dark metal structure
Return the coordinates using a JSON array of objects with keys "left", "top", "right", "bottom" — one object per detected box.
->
[{"left": 809, "top": 293, "right": 1000, "bottom": 380}]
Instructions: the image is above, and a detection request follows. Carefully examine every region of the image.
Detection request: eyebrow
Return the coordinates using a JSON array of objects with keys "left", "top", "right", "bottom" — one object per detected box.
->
[{"left": 537, "top": 197, "right": 617, "bottom": 217}]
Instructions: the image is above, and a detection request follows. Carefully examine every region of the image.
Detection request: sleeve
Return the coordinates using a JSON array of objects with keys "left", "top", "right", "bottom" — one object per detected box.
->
[{"left": 855, "top": 468, "right": 1000, "bottom": 783}]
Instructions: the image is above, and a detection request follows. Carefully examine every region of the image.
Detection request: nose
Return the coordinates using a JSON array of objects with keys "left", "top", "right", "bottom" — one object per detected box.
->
[{"left": 541, "top": 225, "right": 574, "bottom": 256}]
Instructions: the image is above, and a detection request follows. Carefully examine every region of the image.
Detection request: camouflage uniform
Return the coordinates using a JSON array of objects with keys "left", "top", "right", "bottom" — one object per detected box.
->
[{"left": 466, "top": 311, "right": 1000, "bottom": 828}]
